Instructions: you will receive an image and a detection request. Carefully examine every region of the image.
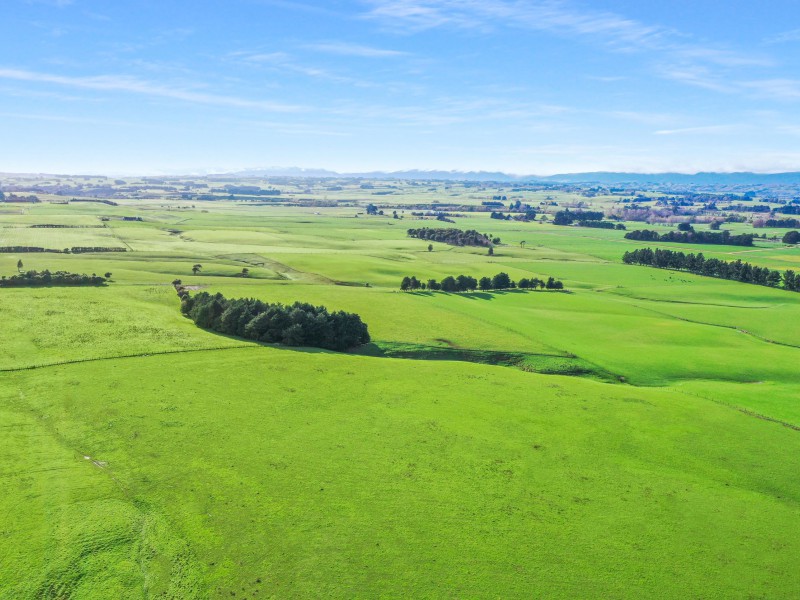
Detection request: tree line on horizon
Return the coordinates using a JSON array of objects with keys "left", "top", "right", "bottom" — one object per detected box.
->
[
  {"left": 622, "top": 248, "right": 800, "bottom": 291},
  {"left": 624, "top": 229, "right": 755, "bottom": 246},
  {"left": 400, "top": 272, "right": 564, "bottom": 292},
  {"left": 763, "top": 218, "right": 800, "bottom": 228},
  {"left": 0, "top": 246, "right": 127, "bottom": 254}
]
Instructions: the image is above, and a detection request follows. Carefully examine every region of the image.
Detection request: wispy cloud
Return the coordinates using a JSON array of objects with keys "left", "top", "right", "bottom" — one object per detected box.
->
[
  {"left": 364, "top": 0, "right": 775, "bottom": 95},
  {"left": 740, "top": 78, "right": 800, "bottom": 100},
  {"left": 764, "top": 28, "right": 800, "bottom": 45},
  {"left": 364, "top": 0, "right": 669, "bottom": 47},
  {"left": 328, "top": 95, "right": 574, "bottom": 128},
  {"left": 658, "top": 65, "right": 736, "bottom": 93},
  {"left": 229, "top": 51, "right": 291, "bottom": 64},
  {"left": 250, "top": 0, "right": 342, "bottom": 17},
  {"left": 654, "top": 124, "right": 740, "bottom": 136},
  {"left": 0, "top": 67, "right": 305, "bottom": 112},
  {"left": 605, "top": 110, "right": 676, "bottom": 125},
  {"left": 0, "top": 111, "right": 131, "bottom": 126},
  {"left": 228, "top": 51, "right": 375, "bottom": 86},
  {"left": 659, "top": 67, "right": 800, "bottom": 101},
  {"left": 672, "top": 47, "right": 773, "bottom": 68},
  {"left": 303, "top": 41, "right": 409, "bottom": 58},
  {"left": 26, "top": 0, "right": 74, "bottom": 6},
  {"left": 587, "top": 75, "right": 627, "bottom": 83}
]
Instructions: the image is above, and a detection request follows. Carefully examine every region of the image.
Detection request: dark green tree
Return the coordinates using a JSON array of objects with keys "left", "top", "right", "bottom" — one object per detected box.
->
[
  {"left": 783, "top": 231, "right": 800, "bottom": 244},
  {"left": 440, "top": 276, "right": 458, "bottom": 292},
  {"left": 491, "top": 272, "right": 511, "bottom": 289}
]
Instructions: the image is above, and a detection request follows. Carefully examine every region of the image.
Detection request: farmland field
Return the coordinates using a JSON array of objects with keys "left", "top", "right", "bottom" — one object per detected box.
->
[{"left": 2, "top": 183, "right": 800, "bottom": 598}]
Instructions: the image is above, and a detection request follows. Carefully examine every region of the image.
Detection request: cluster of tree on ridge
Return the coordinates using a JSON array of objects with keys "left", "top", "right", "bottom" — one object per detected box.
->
[
  {"left": 576, "top": 220, "right": 626, "bottom": 230},
  {"left": 490, "top": 210, "right": 537, "bottom": 222},
  {"left": 762, "top": 218, "right": 800, "bottom": 228},
  {"left": 179, "top": 290, "right": 370, "bottom": 351},
  {"left": 406, "top": 227, "right": 498, "bottom": 247},
  {"left": 553, "top": 210, "right": 604, "bottom": 226},
  {"left": 1, "top": 269, "right": 109, "bottom": 287},
  {"left": 400, "top": 272, "right": 564, "bottom": 292},
  {"left": 624, "top": 229, "right": 755, "bottom": 246},
  {"left": 622, "top": 248, "right": 800, "bottom": 290}
]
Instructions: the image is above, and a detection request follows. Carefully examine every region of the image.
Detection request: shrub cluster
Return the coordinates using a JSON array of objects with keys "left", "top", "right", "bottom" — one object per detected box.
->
[
  {"left": 400, "top": 272, "right": 563, "bottom": 292},
  {"left": 622, "top": 248, "right": 800, "bottom": 290},
  {"left": 179, "top": 291, "right": 370, "bottom": 351},
  {"left": 407, "top": 227, "right": 494, "bottom": 247},
  {"left": 0, "top": 270, "right": 106, "bottom": 287},
  {"left": 624, "top": 229, "right": 754, "bottom": 246}
]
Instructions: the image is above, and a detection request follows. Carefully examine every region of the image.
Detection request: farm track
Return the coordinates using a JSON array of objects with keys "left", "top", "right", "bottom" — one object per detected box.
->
[
  {"left": 215, "top": 253, "right": 335, "bottom": 284},
  {"left": 108, "top": 228, "right": 134, "bottom": 251}
]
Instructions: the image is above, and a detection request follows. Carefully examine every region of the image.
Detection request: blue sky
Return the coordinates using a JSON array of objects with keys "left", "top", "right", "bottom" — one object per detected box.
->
[{"left": 2, "top": 0, "right": 800, "bottom": 175}]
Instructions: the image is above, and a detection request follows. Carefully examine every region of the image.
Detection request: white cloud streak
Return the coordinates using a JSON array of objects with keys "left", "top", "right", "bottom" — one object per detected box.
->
[
  {"left": 0, "top": 68, "right": 305, "bottom": 112},
  {"left": 228, "top": 51, "right": 378, "bottom": 87},
  {"left": 303, "top": 41, "right": 409, "bottom": 58},
  {"left": 654, "top": 124, "right": 740, "bottom": 136},
  {"left": 365, "top": 0, "right": 667, "bottom": 48},
  {"left": 364, "top": 0, "right": 777, "bottom": 95},
  {"left": 764, "top": 28, "right": 800, "bottom": 45}
]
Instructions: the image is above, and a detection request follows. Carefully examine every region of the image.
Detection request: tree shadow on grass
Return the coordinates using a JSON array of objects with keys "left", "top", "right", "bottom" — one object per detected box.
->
[
  {"left": 454, "top": 289, "right": 528, "bottom": 300},
  {"left": 180, "top": 322, "right": 336, "bottom": 355}
]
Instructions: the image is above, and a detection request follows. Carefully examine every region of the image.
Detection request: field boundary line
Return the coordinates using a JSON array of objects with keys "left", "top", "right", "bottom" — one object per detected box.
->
[
  {"left": 598, "top": 289, "right": 800, "bottom": 350},
  {"left": 677, "top": 388, "right": 800, "bottom": 432},
  {"left": 0, "top": 344, "right": 255, "bottom": 373}
]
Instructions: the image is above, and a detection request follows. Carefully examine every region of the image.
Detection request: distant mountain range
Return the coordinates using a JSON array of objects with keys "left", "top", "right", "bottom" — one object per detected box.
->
[
  {"left": 534, "top": 171, "right": 800, "bottom": 185},
  {"left": 226, "top": 167, "right": 800, "bottom": 185}
]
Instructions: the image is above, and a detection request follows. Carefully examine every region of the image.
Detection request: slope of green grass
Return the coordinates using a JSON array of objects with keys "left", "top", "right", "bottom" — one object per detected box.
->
[
  {"left": 0, "top": 286, "right": 246, "bottom": 370},
  {"left": 2, "top": 349, "right": 800, "bottom": 598},
  {"left": 3, "top": 197, "right": 800, "bottom": 598}
]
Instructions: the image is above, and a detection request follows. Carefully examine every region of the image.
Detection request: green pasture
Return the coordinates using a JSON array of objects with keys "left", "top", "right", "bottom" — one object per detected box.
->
[
  {"left": 1, "top": 193, "right": 800, "bottom": 598},
  {"left": 0, "top": 225, "right": 126, "bottom": 250},
  {"left": 3, "top": 349, "right": 800, "bottom": 598}
]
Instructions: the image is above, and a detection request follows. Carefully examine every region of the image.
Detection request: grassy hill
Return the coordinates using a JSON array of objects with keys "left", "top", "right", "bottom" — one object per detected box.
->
[{"left": 1, "top": 190, "right": 800, "bottom": 597}]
